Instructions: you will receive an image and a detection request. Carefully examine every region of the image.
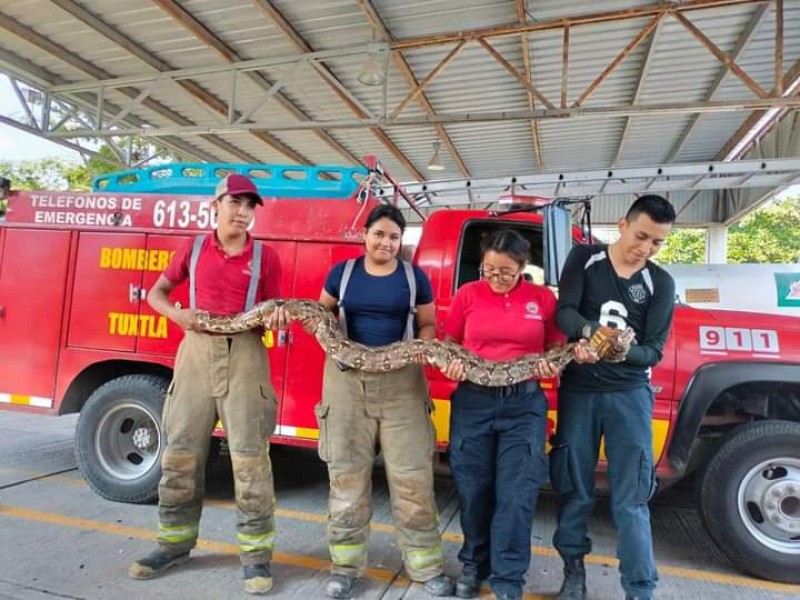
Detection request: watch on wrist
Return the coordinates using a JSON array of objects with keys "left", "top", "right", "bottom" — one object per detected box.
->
[{"left": 581, "top": 323, "right": 593, "bottom": 339}]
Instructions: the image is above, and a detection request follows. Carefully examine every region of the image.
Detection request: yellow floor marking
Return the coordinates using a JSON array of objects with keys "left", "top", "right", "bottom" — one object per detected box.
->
[
  {"left": 0, "top": 503, "right": 549, "bottom": 598},
  {"left": 209, "top": 500, "right": 800, "bottom": 594},
  {"left": 21, "top": 479, "right": 800, "bottom": 594}
]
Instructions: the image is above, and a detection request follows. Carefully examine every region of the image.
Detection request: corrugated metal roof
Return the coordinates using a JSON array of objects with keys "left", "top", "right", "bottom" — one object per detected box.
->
[{"left": 1, "top": 0, "right": 797, "bottom": 223}]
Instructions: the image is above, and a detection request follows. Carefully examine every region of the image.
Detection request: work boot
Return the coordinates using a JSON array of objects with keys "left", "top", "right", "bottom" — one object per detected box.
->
[
  {"left": 455, "top": 568, "right": 481, "bottom": 598},
  {"left": 324, "top": 574, "right": 357, "bottom": 598},
  {"left": 128, "top": 549, "right": 190, "bottom": 580},
  {"left": 423, "top": 574, "right": 454, "bottom": 596},
  {"left": 243, "top": 563, "right": 273, "bottom": 595},
  {"left": 556, "top": 557, "right": 587, "bottom": 600}
]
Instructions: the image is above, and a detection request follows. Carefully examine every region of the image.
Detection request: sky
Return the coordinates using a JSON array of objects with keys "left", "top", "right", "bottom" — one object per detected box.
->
[{"left": 1, "top": 74, "right": 798, "bottom": 199}]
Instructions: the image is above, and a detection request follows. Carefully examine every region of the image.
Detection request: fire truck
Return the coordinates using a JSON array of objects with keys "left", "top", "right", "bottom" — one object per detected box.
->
[{"left": 0, "top": 157, "right": 798, "bottom": 583}]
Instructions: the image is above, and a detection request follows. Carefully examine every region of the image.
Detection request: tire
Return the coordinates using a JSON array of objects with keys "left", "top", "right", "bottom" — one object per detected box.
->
[
  {"left": 698, "top": 419, "right": 800, "bottom": 583},
  {"left": 75, "top": 375, "right": 168, "bottom": 504}
]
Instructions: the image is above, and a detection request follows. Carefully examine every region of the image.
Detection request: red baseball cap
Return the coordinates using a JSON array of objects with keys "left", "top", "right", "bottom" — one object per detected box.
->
[{"left": 215, "top": 173, "right": 263, "bottom": 205}]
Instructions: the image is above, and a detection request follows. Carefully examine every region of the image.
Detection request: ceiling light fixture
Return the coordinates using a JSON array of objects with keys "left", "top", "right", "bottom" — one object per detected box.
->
[
  {"left": 427, "top": 141, "right": 445, "bottom": 171},
  {"left": 357, "top": 41, "right": 388, "bottom": 87}
]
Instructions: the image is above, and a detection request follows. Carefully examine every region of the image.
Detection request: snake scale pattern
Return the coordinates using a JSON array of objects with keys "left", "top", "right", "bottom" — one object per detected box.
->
[{"left": 195, "top": 299, "right": 635, "bottom": 387}]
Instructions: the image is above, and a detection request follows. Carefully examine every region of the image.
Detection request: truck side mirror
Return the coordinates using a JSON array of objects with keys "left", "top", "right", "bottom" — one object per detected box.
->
[{"left": 543, "top": 203, "right": 572, "bottom": 287}]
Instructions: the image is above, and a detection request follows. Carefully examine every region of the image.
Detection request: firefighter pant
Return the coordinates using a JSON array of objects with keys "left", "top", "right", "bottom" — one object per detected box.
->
[
  {"left": 550, "top": 387, "right": 658, "bottom": 598},
  {"left": 449, "top": 381, "right": 549, "bottom": 598},
  {"left": 315, "top": 359, "right": 443, "bottom": 582},
  {"left": 157, "top": 330, "right": 278, "bottom": 567}
]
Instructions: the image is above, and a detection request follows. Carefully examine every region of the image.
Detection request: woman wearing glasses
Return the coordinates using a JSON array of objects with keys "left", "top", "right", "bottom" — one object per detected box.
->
[{"left": 440, "top": 229, "right": 565, "bottom": 600}]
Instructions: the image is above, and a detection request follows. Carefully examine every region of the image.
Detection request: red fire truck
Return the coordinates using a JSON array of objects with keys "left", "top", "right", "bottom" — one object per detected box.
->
[{"left": 1, "top": 157, "right": 798, "bottom": 583}]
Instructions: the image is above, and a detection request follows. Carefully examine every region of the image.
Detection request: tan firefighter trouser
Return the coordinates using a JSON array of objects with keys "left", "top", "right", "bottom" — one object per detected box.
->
[
  {"left": 315, "top": 358, "right": 444, "bottom": 582},
  {"left": 157, "top": 329, "right": 277, "bottom": 566}
]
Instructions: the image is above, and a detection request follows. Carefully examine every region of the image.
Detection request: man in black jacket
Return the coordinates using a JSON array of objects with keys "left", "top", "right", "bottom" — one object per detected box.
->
[{"left": 550, "top": 195, "right": 676, "bottom": 600}]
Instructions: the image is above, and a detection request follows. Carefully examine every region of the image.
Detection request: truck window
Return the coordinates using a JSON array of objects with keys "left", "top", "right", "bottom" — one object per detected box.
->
[{"left": 455, "top": 221, "right": 545, "bottom": 290}]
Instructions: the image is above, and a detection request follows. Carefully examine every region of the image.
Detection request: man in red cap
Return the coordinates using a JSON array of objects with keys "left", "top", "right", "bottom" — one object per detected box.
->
[{"left": 129, "top": 173, "right": 285, "bottom": 595}]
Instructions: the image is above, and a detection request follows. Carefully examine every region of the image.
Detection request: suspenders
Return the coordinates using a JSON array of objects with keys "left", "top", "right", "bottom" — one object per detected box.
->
[
  {"left": 337, "top": 258, "right": 418, "bottom": 341},
  {"left": 188, "top": 234, "right": 262, "bottom": 311}
]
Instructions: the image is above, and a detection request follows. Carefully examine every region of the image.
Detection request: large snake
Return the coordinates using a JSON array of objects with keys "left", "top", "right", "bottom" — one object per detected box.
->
[{"left": 195, "top": 299, "right": 635, "bottom": 387}]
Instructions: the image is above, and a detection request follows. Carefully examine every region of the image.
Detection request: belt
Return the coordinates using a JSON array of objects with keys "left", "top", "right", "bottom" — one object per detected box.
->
[{"left": 462, "top": 379, "right": 540, "bottom": 397}]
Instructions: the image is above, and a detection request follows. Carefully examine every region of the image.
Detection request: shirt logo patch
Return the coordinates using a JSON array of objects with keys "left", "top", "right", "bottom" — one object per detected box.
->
[
  {"left": 525, "top": 302, "right": 541, "bottom": 319},
  {"left": 242, "top": 260, "right": 253, "bottom": 277},
  {"left": 629, "top": 284, "right": 648, "bottom": 304}
]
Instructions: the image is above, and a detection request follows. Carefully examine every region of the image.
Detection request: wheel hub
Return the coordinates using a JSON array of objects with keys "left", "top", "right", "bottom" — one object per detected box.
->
[
  {"left": 132, "top": 425, "right": 153, "bottom": 451},
  {"left": 761, "top": 481, "right": 800, "bottom": 533},
  {"left": 739, "top": 458, "right": 800, "bottom": 552}
]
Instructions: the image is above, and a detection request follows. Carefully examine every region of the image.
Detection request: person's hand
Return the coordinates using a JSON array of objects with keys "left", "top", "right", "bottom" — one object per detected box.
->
[
  {"left": 264, "top": 306, "right": 289, "bottom": 331},
  {"left": 173, "top": 308, "right": 201, "bottom": 331},
  {"left": 572, "top": 339, "right": 599, "bottom": 364},
  {"left": 441, "top": 358, "right": 467, "bottom": 381},
  {"left": 534, "top": 359, "right": 560, "bottom": 378}
]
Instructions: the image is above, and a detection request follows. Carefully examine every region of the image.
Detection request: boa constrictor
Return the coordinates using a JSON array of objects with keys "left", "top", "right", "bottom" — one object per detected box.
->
[{"left": 195, "top": 299, "right": 635, "bottom": 387}]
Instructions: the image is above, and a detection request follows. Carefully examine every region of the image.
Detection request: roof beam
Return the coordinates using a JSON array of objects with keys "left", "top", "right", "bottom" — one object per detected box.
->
[
  {"left": 0, "top": 115, "right": 129, "bottom": 169},
  {"left": 775, "top": 0, "right": 783, "bottom": 95},
  {"left": 671, "top": 10, "right": 769, "bottom": 99},
  {"left": 391, "top": 0, "right": 764, "bottom": 51},
  {"left": 354, "top": 0, "right": 471, "bottom": 177},
  {"left": 46, "top": 0, "right": 311, "bottom": 165},
  {"left": 613, "top": 19, "right": 663, "bottom": 165},
  {"left": 389, "top": 40, "right": 466, "bottom": 120},
  {"left": 561, "top": 25, "right": 570, "bottom": 109},
  {"left": 572, "top": 13, "right": 662, "bottom": 108},
  {"left": 52, "top": 97, "right": 800, "bottom": 137},
  {"left": 666, "top": 3, "right": 770, "bottom": 161},
  {"left": 0, "top": 13, "right": 256, "bottom": 163},
  {"left": 516, "top": 0, "right": 544, "bottom": 170},
  {"left": 150, "top": 0, "right": 360, "bottom": 165},
  {"left": 477, "top": 38, "right": 555, "bottom": 109},
  {"left": 252, "top": 0, "right": 425, "bottom": 180},
  {"left": 0, "top": 52, "right": 217, "bottom": 163},
  {"left": 716, "top": 58, "right": 800, "bottom": 159}
]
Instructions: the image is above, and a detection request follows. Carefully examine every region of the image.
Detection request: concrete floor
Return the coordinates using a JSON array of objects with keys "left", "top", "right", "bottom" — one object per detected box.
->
[{"left": 0, "top": 411, "right": 798, "bottom": 600}]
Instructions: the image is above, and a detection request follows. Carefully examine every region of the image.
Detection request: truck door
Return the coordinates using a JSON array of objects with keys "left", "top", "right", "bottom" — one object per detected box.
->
[
  {"left": 0, "top": 229, "right": 71, "bottom": 408},
  {"left": 279, "top": 242, "right": 361, "bottom": 440},
  {"left": 67, "top": 233, "right": 146, "bottom": 352},
  {"left": 259, "top": 240, "right": 296, "bottom": 428},
  {"left": 137, "top": 233, "right": 192, "bottom": 356}
]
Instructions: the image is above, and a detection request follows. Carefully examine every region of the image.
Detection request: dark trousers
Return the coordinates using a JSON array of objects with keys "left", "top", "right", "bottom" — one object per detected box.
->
[
  {"left": 449, "top": 381, "right": 548, "bottom": 598},
  {"left": 550, "top": 387, "right": 659, "bottom": 598}
]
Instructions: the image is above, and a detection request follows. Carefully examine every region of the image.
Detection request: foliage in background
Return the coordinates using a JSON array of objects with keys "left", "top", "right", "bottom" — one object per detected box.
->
[
  {"left": 658, "top": 228, "right": 706, "bottom": 265},
  {"left": 657, "top": 196, "right": 800, "bottom": 265},
  {"left": 727, "top": 197, "right": 800, "bottom": 263}
]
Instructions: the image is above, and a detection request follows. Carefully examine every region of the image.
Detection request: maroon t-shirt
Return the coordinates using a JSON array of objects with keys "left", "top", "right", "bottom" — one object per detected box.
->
[{"left": 164, "top": 233, "right": 281, "bottom": 316}]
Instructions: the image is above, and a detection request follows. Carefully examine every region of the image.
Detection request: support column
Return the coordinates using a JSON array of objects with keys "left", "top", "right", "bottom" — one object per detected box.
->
[{"left": 706, "top": 225, "right": 728, "bottom": 263}]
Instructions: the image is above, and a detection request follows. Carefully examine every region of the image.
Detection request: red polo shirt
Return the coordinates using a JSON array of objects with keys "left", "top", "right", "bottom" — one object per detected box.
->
[
  {"left": 445, "top": 279, "right": 564, "bottom": 361},
  {"left": 164, "top": 233, "right": 281, "bottom": 316}
]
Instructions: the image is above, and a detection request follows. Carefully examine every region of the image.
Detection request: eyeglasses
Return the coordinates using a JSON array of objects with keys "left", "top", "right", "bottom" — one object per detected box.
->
[{"left": 479, "top": 265, "right": 521, "bottom": 283}]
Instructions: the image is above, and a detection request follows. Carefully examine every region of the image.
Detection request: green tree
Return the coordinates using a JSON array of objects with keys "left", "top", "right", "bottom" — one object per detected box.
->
[
  {"left": 658, "top": 228, "right": 706, "bottom": 265},
  {"left": 727, "top": 197, "right": 800, "bottom": 263}
]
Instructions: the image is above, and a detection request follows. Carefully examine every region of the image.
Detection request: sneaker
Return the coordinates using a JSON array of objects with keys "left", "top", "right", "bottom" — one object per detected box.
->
[
  {"left": 423, "top": 574, "right": 454, "bottom": 596},
  {"left": 455, "top": 569, "right": 481, "bottom": 598},
  {"left": 556, "top": 557, "right": 587, "bottom": 600},
  {"left": 128, "top": 549, "right": 190, "bottom": 580},
  {"left": 324, "top": 573, "right": 357, "bottom": 599},
  {"left": 243, "top": 563, "right": 273, "bottom": 595}
]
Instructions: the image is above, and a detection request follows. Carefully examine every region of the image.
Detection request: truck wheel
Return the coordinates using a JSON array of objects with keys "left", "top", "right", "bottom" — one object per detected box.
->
[
  {"left": 75, "top": 375, "right": 167, "bottom": 504},
  {"left": 698, "top": 420, "right": 800, "bottom": 583}
]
